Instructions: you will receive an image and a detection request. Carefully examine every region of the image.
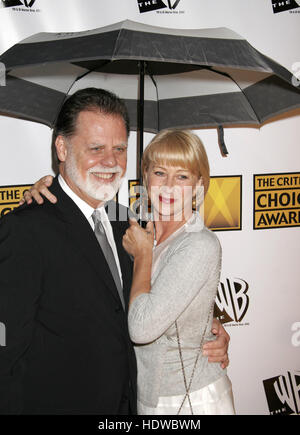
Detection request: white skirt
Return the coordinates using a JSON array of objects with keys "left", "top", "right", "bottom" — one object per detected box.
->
[{"left": 138, "top": 375, "right": 235, "bottom": 415}]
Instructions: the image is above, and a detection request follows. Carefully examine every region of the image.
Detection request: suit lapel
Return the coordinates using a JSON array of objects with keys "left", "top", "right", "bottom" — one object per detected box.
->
[{"left": 50, "top": 177, "right": 124, "bottom": 307}]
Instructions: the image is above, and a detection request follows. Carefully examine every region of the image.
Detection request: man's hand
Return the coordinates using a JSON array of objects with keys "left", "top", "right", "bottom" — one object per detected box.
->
[{"left": 203, "top": 317, "right": 230, "bottom": 369}]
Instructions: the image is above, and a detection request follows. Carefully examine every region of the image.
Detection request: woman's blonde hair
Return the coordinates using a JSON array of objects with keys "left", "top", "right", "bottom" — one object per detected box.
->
[{"left": 142, "top": 129, "right": 210, "bottom": 194}]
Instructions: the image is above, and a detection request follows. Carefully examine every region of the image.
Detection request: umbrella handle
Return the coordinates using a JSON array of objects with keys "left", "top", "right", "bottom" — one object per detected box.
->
[{"left": 218, "top": 125, "right": 228, "bottom": 156}]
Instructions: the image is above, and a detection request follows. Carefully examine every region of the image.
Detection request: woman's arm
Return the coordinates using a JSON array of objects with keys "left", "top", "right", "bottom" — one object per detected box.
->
[
  {"left": 19, "top": 175, "right": 57, "bottom": 205},
  {"left": 124, "top": 221, "right": 230, "bottom": 367},
  {"left": 127, "top": 230, "right": 221, "bottom": 344}
]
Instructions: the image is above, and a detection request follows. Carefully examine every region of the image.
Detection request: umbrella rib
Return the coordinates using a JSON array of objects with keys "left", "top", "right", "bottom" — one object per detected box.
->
[
  {"left": 208, "top": 66, "right": 260, "bottom": 122},
  {"left": 145, "top": 66, "right": 228, "bottom": 154},
  {"left": 112, "top": 24, "right": 124, "bottom": 61},
  {"left": 74, "top": 60, "right": 111, "bottom": 82},
  {"left": 49, "top": 61, "right": 111, "bottom": 129},
  {"left": 146, "top": 66, "right": 160, "bottom": 132}
]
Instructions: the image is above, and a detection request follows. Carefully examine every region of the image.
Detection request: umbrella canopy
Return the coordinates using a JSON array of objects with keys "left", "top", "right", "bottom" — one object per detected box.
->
[{"left": 0, "top": 19, "right": 299, "bottom": 161}]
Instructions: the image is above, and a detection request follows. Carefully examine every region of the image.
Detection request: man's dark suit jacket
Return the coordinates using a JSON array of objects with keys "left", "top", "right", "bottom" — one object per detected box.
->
[{"left": 0, "top": 177, "right": 137, "bottom": 414}]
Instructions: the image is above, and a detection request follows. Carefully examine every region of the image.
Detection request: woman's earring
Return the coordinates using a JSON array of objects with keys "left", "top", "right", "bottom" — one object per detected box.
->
[
  {"left": 192, "top": 196, "right": 197, "bottom": 211},
  {"left": 193, "top": 185, "right": 204, "bottom": 212}
]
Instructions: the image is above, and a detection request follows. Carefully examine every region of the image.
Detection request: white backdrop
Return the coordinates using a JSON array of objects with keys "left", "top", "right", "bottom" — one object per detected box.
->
[{"left": 0, "top": 0, "right": 299, "bottom": 415}]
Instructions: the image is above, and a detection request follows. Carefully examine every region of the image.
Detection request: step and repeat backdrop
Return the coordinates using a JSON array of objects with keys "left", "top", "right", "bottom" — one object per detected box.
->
[{"left": 0, "top": 0, "right": 299, "bottom": 415}]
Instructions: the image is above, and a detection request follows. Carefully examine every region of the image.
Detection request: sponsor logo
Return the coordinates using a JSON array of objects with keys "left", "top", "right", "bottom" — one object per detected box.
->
[
  {"left": 137, "top": 0, "right": 167, "bottom": 13},
  {"left": 291, "top": 322, "right": 300, "bottom": 347},
  {"left": 204, "top": 176, "right": 242, "bottom": 231},
  {"left": 263, "top": 371, "right": 300, "bottom": 414},
  {"left": 20, "top": 0, "right": 36, "bottom": 6},
  {"left": 137, "top": 0, "right": 184, "bottom": 14},
  {"left": 1, "top": 0, "right": 21, "bottom": 6},
  {"left": 0, "top": 0, "right": 40, "bottom": 12},
  {"left": 128, "top": 175, "right": 242, "bottom": 231},
  {"left": 215, "top": 278, "right": 250, "bottom": 326},
  {"left": 271, "top": 0, "right": 300, "bottom": 13},
  {"left": 1, "top": 0, "right": 35, "bottom": 7},
  {"left": 0, "top": 184, "right": 32, "bottom": 217},
  {"left": 254, "top": 172, "right": 300, "bottom": 229}
]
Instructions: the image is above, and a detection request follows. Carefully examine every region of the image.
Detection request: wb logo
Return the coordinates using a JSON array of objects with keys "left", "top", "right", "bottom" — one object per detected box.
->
[
  {"left": 263, "top": 371, "right": 300, "bottom": 414},
  {"left": 1, "top": 0, "right": 36, "bottom": 7},
  {"left": 215, "top": 278, "right": 249, "bottom": 324},
  {"left": 137, "top": 0, "right": 181, "bottom": 13}
]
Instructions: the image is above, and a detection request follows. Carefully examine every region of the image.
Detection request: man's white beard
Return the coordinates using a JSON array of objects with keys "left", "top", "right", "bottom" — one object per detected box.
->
[{"left": 65, "top": 151, "right": 123, "bottom": 203}]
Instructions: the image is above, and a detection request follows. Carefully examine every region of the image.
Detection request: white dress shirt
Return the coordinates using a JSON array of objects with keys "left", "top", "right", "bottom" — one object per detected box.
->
[{"left": 58, "top": 174, "right": 123, "bottom": 286}]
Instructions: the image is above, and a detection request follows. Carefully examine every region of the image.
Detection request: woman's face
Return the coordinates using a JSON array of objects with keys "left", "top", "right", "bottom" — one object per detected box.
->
[{"left": 146, "top": 163, "right": 202, "bottom": 221}]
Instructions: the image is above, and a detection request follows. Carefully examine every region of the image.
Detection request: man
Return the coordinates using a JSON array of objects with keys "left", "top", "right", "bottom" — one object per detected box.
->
[{"left": 0, "top": 88, "right": 229, "bottom": 414}]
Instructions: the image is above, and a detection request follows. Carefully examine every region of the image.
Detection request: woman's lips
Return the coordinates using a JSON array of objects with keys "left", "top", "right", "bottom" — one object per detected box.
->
[{"left": 159, "top": 194, "right": 175, "bottom": 204}]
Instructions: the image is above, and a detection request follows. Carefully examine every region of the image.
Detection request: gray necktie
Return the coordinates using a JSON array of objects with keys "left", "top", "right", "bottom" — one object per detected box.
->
[{"left": 92, "top": 210, "right": 125, "bottom": 310}]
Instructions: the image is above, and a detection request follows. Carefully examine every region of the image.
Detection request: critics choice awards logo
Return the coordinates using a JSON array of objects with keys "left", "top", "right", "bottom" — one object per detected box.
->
[
  {"left": 263, "top": 371, "right": 300, "bottom": 414},
  {"left": 254, "top": 172, "right": 300, "bottom": 230},
  {"left": 0, "top": 185, "right": 32, "bottom": 217}
]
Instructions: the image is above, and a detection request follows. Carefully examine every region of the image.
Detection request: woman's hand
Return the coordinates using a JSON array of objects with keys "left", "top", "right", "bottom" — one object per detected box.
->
[
  {"left": 203, "top": 317, "right": 230, "bottom": 369},
  {"left": 19, "top": 175, "right": 57, "bottom": 205},
  {"left": 123, "top": 219, "right": 154, "bottom": 305},
  {"left": 122, "top": 218, "right": 154, "bottom": 259}
]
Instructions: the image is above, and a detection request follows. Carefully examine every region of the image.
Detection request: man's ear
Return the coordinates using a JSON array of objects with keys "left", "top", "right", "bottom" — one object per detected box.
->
[
  {"left": 142, "top": 170, "right": 148, "bottom": 189},
  {"left": 55, "top": 136, "right": 68, "bottom": 162}
]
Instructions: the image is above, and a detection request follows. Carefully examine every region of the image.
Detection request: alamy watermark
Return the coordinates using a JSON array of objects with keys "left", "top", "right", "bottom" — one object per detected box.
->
[
  {"left": 0, "top": 322, "right": 6, "bottom": 346},
  {"left": 127, "top": 184, "right": 205, "bottom": 223},
  {"left": 0, "top": 62, "right": 6, "bottom": 86},
  {"left": 291, "top": 322, "right": 300, "bottom": 347}
]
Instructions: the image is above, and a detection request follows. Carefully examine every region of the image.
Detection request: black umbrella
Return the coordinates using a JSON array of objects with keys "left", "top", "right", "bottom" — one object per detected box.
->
[{"left": 0, "top": 19, "right": 300, "bottom": 176}]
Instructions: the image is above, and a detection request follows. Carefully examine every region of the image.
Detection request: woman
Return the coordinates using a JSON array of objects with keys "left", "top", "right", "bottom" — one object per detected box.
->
[
  {"left": 20, "top": 129, "right": 233, "bottom": 415},
  {"left": 122, "top": 129, "right": 235, "bottom": 415}
]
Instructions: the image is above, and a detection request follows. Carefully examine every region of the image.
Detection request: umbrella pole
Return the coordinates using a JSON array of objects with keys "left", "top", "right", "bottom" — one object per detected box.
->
[
  {"left": 137, "top": 60, "right": 147, "bottom": 227},
  {"left": 137, "top": 60, "right": 145, "bottom": 182}
]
